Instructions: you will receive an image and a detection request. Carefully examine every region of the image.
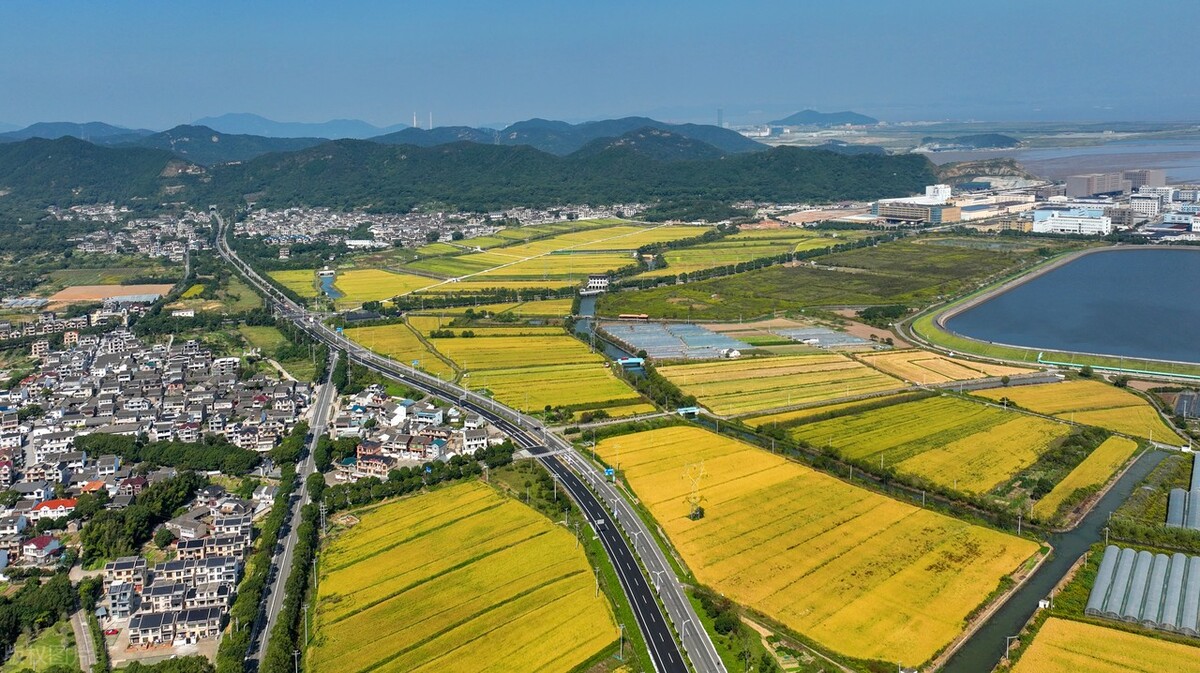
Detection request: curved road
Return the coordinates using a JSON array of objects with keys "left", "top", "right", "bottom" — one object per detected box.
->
[{"left": 215, "top": 214, "right": 723, "bottom": 673}]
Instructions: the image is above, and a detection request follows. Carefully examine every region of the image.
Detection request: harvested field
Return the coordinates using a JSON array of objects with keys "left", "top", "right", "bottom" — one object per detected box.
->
[
  {"left": 47, "top": 283, "right": 174, "bottom": 303},
  {"left": 858, "top": 349, "right": 1032, "bottom": 384},
  {"left": 1035, "top": 436, "right": 1139, "bottom": 520},
  {"left": 657, "top": 354, "right": 904, "bottom": 416},
  {"left": 595, "top": 426, "right": 1037, "bottom": 666},
  {"left": 790, "top": 396, "right": 1072, "bottom": 494},
  {"left": 1011, "top": 617, "right": 1200, "bottom": 673},
  {"left": 974, "top": 380, "right": 1185, "bottom": 443},
  {"left": 309, "top": 482, "right": 618, "bottom": 673}
]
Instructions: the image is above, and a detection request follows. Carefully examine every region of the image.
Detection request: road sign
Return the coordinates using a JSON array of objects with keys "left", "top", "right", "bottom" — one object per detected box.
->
[
  {"left": 412, "top": 360, "right": 419, "bottom": 367},
  {"left": 604, "top": 468, "right": 615, "bottom": 477},
  {"left": 425, "top": 465, "right": 432, "bottom": 474}
]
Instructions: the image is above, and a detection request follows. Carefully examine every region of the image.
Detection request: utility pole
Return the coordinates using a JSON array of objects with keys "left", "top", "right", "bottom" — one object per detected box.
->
[
  {"left": 303, "top": 603, "right": 309, "bottom": 645},
  {"left": 293, "top": 649, "right": 300, "bottom": 673}
]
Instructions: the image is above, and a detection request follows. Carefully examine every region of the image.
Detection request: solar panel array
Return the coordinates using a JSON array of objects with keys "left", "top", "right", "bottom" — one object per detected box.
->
[
  {"left": 1087, "top": 545, "right": 1200, "bottom": 636},
  {"left": 773, "top": 327, "right": 872, "bottom": 349},
  {"left": 598, "top": 322, "right": 748, "bottom": 360}
]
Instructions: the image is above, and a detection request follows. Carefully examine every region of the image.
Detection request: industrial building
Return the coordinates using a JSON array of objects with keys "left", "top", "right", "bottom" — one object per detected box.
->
[
  {"left": 1123, "top": 169, "right": 1167, "bottom": 190},
  {"left": 872, "top": 184, "right": 961, "bottom": 224},
  {"left": 1066, "top": 172, "right": 1130, "bottom": 198},
  {"left": 1031, "top": 207, "right": 1113, "bottom": 235},
  {"left": 1086, "top": 545, "right": 1200, "bottom": 636}
]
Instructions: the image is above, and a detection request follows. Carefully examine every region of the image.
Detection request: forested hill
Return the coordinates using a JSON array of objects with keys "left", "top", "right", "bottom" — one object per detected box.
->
[
  {"left": 199, "top": 139, "right": 938, "bottom": 212},
  {"left": 0, "top": 134, "right": 938, "bottom": 215},
  {"left": 0, "top": 137, "right": 201, "bottom": 214}
]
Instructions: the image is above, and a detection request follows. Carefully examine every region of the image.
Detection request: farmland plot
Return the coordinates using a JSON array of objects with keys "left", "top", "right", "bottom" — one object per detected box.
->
[
  {"left": 789, "top": 396, "right": 1072, "bottom": 494},
  {"left": 857, "top": 349, "right": 1032, "bottom": 384},
  {"left": 657, "top": 354, "right": 904, "bottom": 415},
  {"left": 431, "top": 335, "right": 643, "bottom": 411},
  {"left": 344, "top": 323, "right": 454, "bottom": 378},
  {"left": 1012, "top": 618, "right": 1200, "bottom": 673},
  {"left": 595, "top": 426, "right": 1037, "bottom": 666},
  {"left": 268, "top": 269, "right": 319, "bottom": 298},
  {"left": 974, "top": 380, "right": 1184, "bottom": 443},
  {"left": 1035, "top": 436, "right": 1138, "bottom": 520},
  {"left": 310, "top": 482, "right": 618, "bottom": 673}
]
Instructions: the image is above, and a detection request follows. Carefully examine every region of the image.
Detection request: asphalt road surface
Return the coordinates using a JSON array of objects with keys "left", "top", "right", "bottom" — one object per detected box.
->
[{"left": 246, "top": 353, "right": 337, "bottom": 667}]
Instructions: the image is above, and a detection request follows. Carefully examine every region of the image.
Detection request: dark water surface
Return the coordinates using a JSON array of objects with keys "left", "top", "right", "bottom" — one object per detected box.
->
[{"left": 946, "top": 248, "right": 1200, "bottom": 364}]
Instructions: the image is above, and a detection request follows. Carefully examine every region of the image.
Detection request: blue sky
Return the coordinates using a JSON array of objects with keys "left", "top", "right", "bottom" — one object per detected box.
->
[{"left": 2, "top": 0, "right": 1196, "bottom": 129}]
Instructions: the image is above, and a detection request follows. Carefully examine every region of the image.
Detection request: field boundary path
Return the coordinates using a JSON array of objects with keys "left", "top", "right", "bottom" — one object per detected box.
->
[{"left": 215, "top": 214, "right": 724, "bottom": 673}]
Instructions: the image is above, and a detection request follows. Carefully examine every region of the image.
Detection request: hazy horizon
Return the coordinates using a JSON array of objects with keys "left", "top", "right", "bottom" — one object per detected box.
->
[{"left": 3, "top": 0, "right": 1198, "bottom": 130}]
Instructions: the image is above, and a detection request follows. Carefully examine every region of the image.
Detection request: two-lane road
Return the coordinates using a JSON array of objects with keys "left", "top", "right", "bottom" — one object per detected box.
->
[{"left": 247, "top": 353, "right": 338, "bottom": 667}]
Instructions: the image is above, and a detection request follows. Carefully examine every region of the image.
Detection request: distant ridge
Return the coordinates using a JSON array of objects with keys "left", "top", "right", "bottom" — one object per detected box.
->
[
  {"left": 373, "top": 116, "right": 764, "bottom": 156},
  {"left": 0, "top": 121, "right": 154, "bottom": 143},
  {"left": 192, "top": 113, "right": 408, "bottom": 140},
  {"left": 769, "top": 110, "right": 878, "bottom": 127},
  {"left": 117, "top": 125, "right": 327, "bottom": 165}
]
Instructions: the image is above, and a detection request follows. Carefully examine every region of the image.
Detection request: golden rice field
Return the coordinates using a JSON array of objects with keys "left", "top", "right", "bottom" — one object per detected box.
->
[
  {"left": 637, "top": 230, "right": 864, "bottom": 278},
  {"left": 179, "top": 283, "right": 205, "bottom": 298},
  {"left": 1011, "top": 618, "right": 1200, "bottom": 673},
  {"left": 857, "top": 349, "right": 1032, "bottom": 384},
  {"left": 790, "top": 396, "right": 1072, "bottom": 494},
  {"left": 975, "top": 380, "right": 1184, "bottom": 443},
  {"left": 432, "top": 335, "right": 605, "bottom": 369},
  {"left": 407, "top": 315, "right": 564, "bottom": 337},
  {"left": 428, "top": 334, "right": 641, "bottom": 410},
  {"left": 419, "top": 279, "right": 578, "bottom": 292},
  {"left": 410, "top": 298, "right": 574, "bottom": 318},
  {"left": 333, "top": 268, "right": 433, "bottom": 306},
  {"left": 408, "top": 224, "right": 694, "bottom": 280},
  {"left": 1034, "top": 436, "right": 1139, "bottom": 520},
  {"left": 309, "top": 482, "right": 618, "bottom": 673},
  {"left": 344, "top": 324, "right": 454, "bottom": 378},
  {"left": 598, "top": 402, "right": 659, "bottom": 418},
  {"left": 657, "top": 354, "right": 905, "bottom": 416},
  {"left": 595, "top": 426, "right": 1037, "bottom": 666},
  {"left": 743, "top": 395, "right": 916, "bottom": 429},
  {"left": 268, "top": 269, "right": 319, "bottom": 298}
]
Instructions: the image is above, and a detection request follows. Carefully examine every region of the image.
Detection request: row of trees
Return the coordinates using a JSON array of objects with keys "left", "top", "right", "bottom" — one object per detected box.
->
[
  {"left": 74, "top": 433, "right": 262, "bottom": 476},
  {"left": 215, "top": 465, "right": 298, "bottom": 673}
]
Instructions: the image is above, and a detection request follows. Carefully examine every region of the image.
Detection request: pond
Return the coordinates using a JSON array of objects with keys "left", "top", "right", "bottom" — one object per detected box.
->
[{"left": 945, "top": 248, "right": 1200, "bottom": 365}]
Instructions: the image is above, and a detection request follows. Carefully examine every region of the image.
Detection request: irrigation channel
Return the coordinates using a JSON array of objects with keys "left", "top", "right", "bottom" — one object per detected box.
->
[
  {"left": 942, "top": 449, "right": 1169, "bottom": 672},
  {"left": 574, "top": 295, "right": 635, "bottom": 361}
]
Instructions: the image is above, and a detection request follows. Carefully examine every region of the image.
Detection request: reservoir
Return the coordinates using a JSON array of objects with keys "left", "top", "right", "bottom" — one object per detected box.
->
[{"left": 945, "top": 248, "right": 1200, "bottom": 364}]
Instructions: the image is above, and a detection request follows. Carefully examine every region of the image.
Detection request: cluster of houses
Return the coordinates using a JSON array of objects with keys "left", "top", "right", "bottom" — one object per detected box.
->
[
  {"left": 103, "top": 484, "right": 263, "bottom": 648},
  {"left": 0, "top": 460, "right": 179, "bottom": 569},
  {"left": 0, "top": 304, "right": 156, "bottom": 345},
  {"left": 68, "top": 211, "right": 210, "bottom": 263},
  {"left": 6, "top": 330, "right": 313, "bottom": 458},
  {"left": 331, "top": 385, "right": 501, "bottom": 481},
  {"left": 236, "top": 203, "right": 648, "bottom": 257}
]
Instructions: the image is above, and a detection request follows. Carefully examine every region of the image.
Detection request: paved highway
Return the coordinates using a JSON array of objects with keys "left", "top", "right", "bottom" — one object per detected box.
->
[
  {"left": 214, "top": 213, "right": 724, "bottom": 673},
  {"left": 246, "top": 352, "right": 338, "bottom": 667}
]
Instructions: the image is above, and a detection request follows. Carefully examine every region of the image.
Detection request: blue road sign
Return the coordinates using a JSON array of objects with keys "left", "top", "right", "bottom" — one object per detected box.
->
[
  {"left": 605, "top": 468, "right": 615, "bottom": 477},
  {"left": 425, "top": 466, "right": 432, "bottom": 474},
  {"left": 412, "top": 360, "right": 419, "bottom": 367}
]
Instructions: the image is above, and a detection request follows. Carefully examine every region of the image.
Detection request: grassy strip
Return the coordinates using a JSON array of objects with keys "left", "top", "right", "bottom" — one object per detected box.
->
[{"left": 913, "top": 301, "right": 1200, "bottom": 380}]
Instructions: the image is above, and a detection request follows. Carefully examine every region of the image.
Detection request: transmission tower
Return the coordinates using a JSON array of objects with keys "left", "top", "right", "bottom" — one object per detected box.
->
[{"left": 683, "top": 461, "right": 707, "bottom": 520}]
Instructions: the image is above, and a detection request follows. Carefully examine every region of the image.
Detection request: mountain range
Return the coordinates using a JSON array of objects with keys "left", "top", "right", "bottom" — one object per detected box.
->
[
  {"left": 192, "top": 113, "right": 409, "bottom": 140},
  {"left": 0, "top": 133, "right": 936, "bottom": 216},
  {"left": 769, "top": 110, "right": 879, "bottom": 126},
  {"left": 0, "top": 115, "right": 766, "bottom": 165}
]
